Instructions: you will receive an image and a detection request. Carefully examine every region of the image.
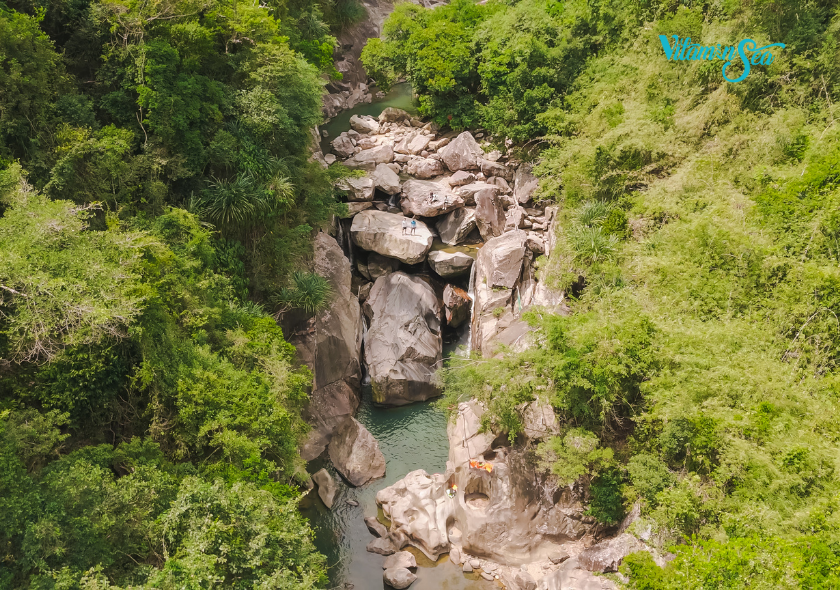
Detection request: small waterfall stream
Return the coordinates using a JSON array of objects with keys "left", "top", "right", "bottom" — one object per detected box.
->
[{"left": 465, "top": 260, "right": 477, "bottom": 354}]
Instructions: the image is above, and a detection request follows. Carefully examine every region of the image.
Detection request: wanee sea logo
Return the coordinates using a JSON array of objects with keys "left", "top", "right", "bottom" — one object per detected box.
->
[{"left": 659, "top": 35, "right": 785, "bottom": 83}]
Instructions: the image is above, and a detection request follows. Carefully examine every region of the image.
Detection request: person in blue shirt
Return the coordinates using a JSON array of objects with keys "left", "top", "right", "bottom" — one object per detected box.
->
[{"left": 411, "top": 219, "right": 417, "bottom": 235}]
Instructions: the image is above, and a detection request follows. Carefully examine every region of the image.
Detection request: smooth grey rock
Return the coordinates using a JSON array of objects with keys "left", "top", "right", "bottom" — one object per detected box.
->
[
  {"left": 469, "top": 559, "right": 481, "bottom": 569},
  {"left": 367, "top": 537, "right": 397, "bottom": 556},
  {"left": 350, "top": 210, "right": 433, "bottom": 265},
  {"left": 328, "top": 417, "right": 386, "bottom": 486},
  {"left": 346, "top": 499, "right": 359, "bottom": 507},
  {"left": 548, "top": 550, "right": 570, "bottom": 565},
  {"left": 332, "top": 133, "right": 356, "bottom": 158},
  {"left": 537, "top": 567, "right": 617, "bottom": 590},
  {"left": 344, "top": 144, "right": 394, "bottom": 171},
  {"left": 339, "top": 202, "right": 374, "bottom": 219},
  {"left": 337, "top": 176, "right": 375, "bottom": 202},
  {"left": 577, "top": 534, "right": 645, "bottom": 573},
  {"left": 450, "top": 546, "right": 461, "bottom": 565},
  {"left": 383, "top": 551, "right": 417, "bottom": 570},
  {"left": 383, "top": 567, "right": 417, "bottom": 589},
  {"left": 372, "top": 163, "right": 402, "bottom": 195},
  {"left": 456, "top": 182, "right": 500, "bottom": 206},
  {"left": 294, "top": 234, "right": 363, "bottom": 460},
  {"left": 379, "top": 107, "right": 412, "bottom": 124},
  {"left": 312, "top": 468, "right": 337, "bottom": 509},
  {"left": 448, "top": 170, "right": 476, "bottom": 187},
  {"left": 367, "top": 252, "right": 401, "bottom": 279},
  {"left": 400, "top": 179, "right": 463, "bottom": 217},
  {"left": 350, "top": 114, "right": 379, "bottom": 134},
  {"left": 428, "top": 250, "right": 474, "bottom": 278},
  {"left": 462, "top": 562, "right": 473, "bottom": 573},
  {"left": 436, "top": 207, "right": 477, "bottom": 246},
  {"left": 442, "top": 284, "right": 471, "bottom": 328},
  {"left": 439, "top": 131, "right": 484, "bottom": 172},
  {"left": 406, "top": 157, "right": 446, "bottom": 179},
  {"left": 365, "top": 516, "right": 389, "bottom": 538},
  {"left": 324, "top": 154, "right": 336, "bottom": 165},
  {"left": 480, "top": 158, "right": 514, "bottom": 182},
  {"left": 364, "top": 273, "right": 442, "bottom": 406},
  {"left": 514, "top": 163, "right": 539, "bottom": 204},
  {"left": 481, "top": 572, "right": 495, "bottom": 581},
  {"left": 475, "top": 188, "right": 506, "bottom": 240}
]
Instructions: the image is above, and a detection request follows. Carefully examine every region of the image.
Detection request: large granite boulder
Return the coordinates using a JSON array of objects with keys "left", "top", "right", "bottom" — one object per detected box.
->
[
  {"left": 350, "top": 210, "right": 433, "bottom": 265},
  {"left": 436, "top": 208, "right": 477, "bottom": 245},
  {"left": 447, "top": 170, "right": 476, "bottom": 187},
  {"left": 312, "top": 468, "right": 338, "bottom": 509},
  {"left": 350, "top": 114, "right": 380, "bottom": 134},
  {"left": 477, "top": 230, "right": 527, "bottom": 290},
  {"left": 293, "top": 233, "right": 364, "bottom": 460},
  {"left": 577, "top": 534, "right": 645, "bottom": 573},
  {"left": 332, "top": 132, "right": 356, "bottom": 158},
  {"left": 328, "top": 416, "right": 387, "bottom": 486},
  {"left": 383, "top": 551, "right": 417, "bottom": 570},
  {"left": 480, "top": 158, "right": 514, "bottom": 182},
  {"left": 456, "top": 182, "right": 500, "bottom": 205},
  {"left": 514, "top": 163, "right": 540, "bottom": 204},
  {"left": 367, "top": 252, "right": 401, "bottom": 279},
  {"left": 428, "top": 250, "right": 474, "bottom": 278},
  {"left": 475, "top": 188, "right": 506, "bottom": 240},
  {"left": 383, "top": 567, "right": 417, "bottom": 589},
  {"left": 397, "top": 132, "right": 431, "bottom": 155},
  {"left": 337, "top": 175, "right": 374, "bottom": 201},
  {"left": 344, "top": 144, "right": 394, "bottom": 171},
  {"left": 372, "top": 162, "right": 402, "bottom": 195},
  {"left": 379, "top": 107, "right": 413, "bottom": 124},
  {"left": 406, "top": 156, "right": 446, "bottom": 179},
  {"left": 364, "top": 273, "right": 442, "bottom": 406},
  {"left": 339, "top": 202, "right": 374, "bottom": 218},
  {"left": 537, "top": 565, "right": 617, "bottom": 590},
  {"left": 439, "top": 131, "right": 484, "bottom": 172},
  {"left": 401, "top": 179, "right": 463, "bottom": 217},
  {"left": 443, "top": 284, "right": 471, "bottom": 328}
]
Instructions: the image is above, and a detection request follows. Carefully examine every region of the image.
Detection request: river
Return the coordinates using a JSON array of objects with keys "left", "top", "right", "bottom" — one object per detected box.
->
[{"left": 300, "top": 84, "right": 493, "bottom": 590}]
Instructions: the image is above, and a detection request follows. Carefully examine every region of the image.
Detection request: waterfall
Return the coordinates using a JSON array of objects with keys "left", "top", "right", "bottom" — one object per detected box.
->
[
  {"left": 465, "top": 260, "right": 477, "bottom": 355},
  {"left": 361, "top": 314, "right": 371, "bottom": 385}
]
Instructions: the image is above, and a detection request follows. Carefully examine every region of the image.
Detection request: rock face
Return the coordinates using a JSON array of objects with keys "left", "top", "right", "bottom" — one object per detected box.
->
[
  {"left": 338, "top": 176, "right": 375, "bottom": 201},
  {"left": 475, "top": 188, "right": 506, "bottom": 240},
  {"left": 312, "top": 468, "right": 338, "bottom": 509},
  {"left": 372, "top": 162, "right": 402, "bottom": 195},
  {"left": 383, "top": 567, "right": 417, "bottom": 589},
  {"left": 514, "top": 163, "right": 539, "bottom": 204},
  {"left": 428, "top": 250, "right": 474, "bottom": 278},
  {"left": 406, "top": 156, "right": 446, "bottom": 179},
  {"left": 367, "top": 537, "right": 397, "bottom": 555},
  {"left": 344, "top": 144, "right": 394, "bottom": 171},
  {"left": 350, "top": 114, "right": 380, "bottom": 134},
  {"left": 379, "top": 107, "right": 413, "bottom": 124},
  {"left": 328, "top": 416, "right": 387, "bottom": 486},
  {"left": 364, "top": 273, "right": 442, "bottom": 406},
  {"left": 400, "top": 179, "right": 464, "bottom": 217},
  {"left": 293, "top": 233, "right": 364, "bottom": 460},
  {"left": 350, "top": 210, "right": 433, "bottom": 265},
  {"left": 577, "top": 534, "right": 645, "bottom": 573},
  {"left": 448, "top": 170, "right": 476, "bottom": 187},
  {"left": 332, "top": 133, "right": 356, "bottom": 158},
  {"left": 537, "top": 565, "right": 617, "bottom": 590},
  {"left": 443, "top": 284, "right": 471, "bottom": 328},
  {"left": 439, "top": 131, "right": 484, "bottom": 172},
  {"left": 367, "top": 252, "right": 401, "bottom": 279},
  {"left": 436, "top": 208, "right": 477, "bottom": 245}
]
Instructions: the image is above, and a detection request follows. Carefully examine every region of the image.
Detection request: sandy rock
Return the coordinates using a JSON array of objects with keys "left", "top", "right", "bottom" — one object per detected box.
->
[
  {"left": 344, "top": 144, "right": 394, "bottom": 171},
  {"left": 338, "top": 176, "right": 375, "bottom": 202},
  {"left": 328, "top": 416, "right": 386, "bottom": 486},
  {"left": 379, "top": 107, "right": 413, "bottom": 124},
  {"left": 367, "top": 537, "right": 397, "bottom": 556},
  {"left": 332, "top": 133, "right": 356, "bottom": 158},
  {"left": 506, "top": 205, "right": 527, "bottom": 231},
  {"left": 450, "top": 546, "right": 461, "bottom": 565},
  {"left": 365, "top": 516, "right": 389, "bottom": 538},
  {"left": 350, "top": 210, "right": 433, "bottom": 265},
  {"left": 490, "top": 176, "right": 513, "bottom": 193},
  {"left": 407, "top": 134, "right": 432, "bottom": 155},
  {"left": 383, "top": 551, "right": 417, "bottom": 570},
  {"left": 537, "top": 566, "right": 617, "bottom": 590},
  {"left": 428, "top": 250, "right": 474, "bottom": 278},
  {"left": 475, "top": 188, "right": 506, "bottom": 240},
  {"left": 514, "top": 163, "right": 539, "bottom": 204},
  {"left": 577, "top": 534, "right": 645, "bottom": 573},
  {"left": 443, "top": 284, "right": 472, "bottom": 328},
  {"left": 371, "top": 164, "right": 400, "bottom": 195},
  {"left": 436, "top": 208, "right": 477, "bottom": 246},
  {"left": 406, "top": 157, "right": 446, "bottom": 179},
  {"left": 548, "top": 550, "right": 570, "bottom": 565},
  {"left": 383, "top": 567, "right": 417, "bottom": 589},
  {"left": 447, "top": 170, "right": 476, "bottom": 187},
  {"left": 312, "top": 468, "right": 338, "bottom": 509},
  {"left": 463, "top": 562, "right": 474, "bottom": 573},
  {"left": 368, "top": 252, "right": 401, "bottom": 279},
  {"left": 401, "top": 179, "right": 463, "bottom": 217},
  {"left": 339, "top": 202, "right": 374, "bottom": 219},
  {"left": 439, "top": 131, "right": 484, "bottom": 172},
  {"left": 350, "top": 114, "right": 380, "bottom": 134},
  {"left": 364, "top": 273, "right": 442, "bottom": 406}
]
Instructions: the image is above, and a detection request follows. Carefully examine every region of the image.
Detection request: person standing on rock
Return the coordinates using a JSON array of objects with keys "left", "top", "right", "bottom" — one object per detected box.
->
[
  {"left": 411, "top": 219, "right": 417, "bottom": 235},
  {"left": 402, "top": 218, "right": 408, "bottom": 235}
]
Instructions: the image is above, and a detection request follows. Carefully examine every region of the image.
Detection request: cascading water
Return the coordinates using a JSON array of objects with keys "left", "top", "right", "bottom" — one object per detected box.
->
[{"left": 465, "top": 260, "right": 477, "bottom": 355}]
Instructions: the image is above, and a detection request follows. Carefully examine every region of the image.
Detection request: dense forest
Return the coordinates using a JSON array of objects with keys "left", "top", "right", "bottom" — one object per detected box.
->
[
  {"left": 366, "top": 0, "right": 840, "bottom": 587},
  {"left": 2, "top": 0, "right": 840, "bottom": 587}
]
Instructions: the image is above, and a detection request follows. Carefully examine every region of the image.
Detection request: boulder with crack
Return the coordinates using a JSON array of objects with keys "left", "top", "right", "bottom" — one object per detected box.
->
[
  {"left": 364, "top": 272, "right": 442, "bottom": 406},
  {"left": 439, "top": 131, "right": 484, "bottom": 172},
  {"left": 350, "top": 210, "right": 433, "bottom": 265},
  {"left": 428, "top": 250, "right": 474, "bottom": 278},
  {"left": 350, "top": 114, "right": 380, "bottom": 134},
  {"left": 337, "top": 176, "right": 374, "bottom": 202},
  {"left": 475, "top": 188, "right": 506, "bottom": 240},
  {"left": 443, "top": 284, "right": 472, "bottom": 328},
  {"left": 401, "top": 179, "right": 464, "bottom": 217},
  {"left": 436, "top": 208, "right": 477, "bottom": 245},
  {"left": 344, "top": 144, "right": 394, "bottom": 171},
  {"left": 372, "top": 162, "right": 402, "bottom": 195},
  {"left": 514, "top": 163, "right": 539, "bottom": 205},
  {"left": 406, "top": 156, "right": 446, "bottom": 179},
  {"left": 328, "top": 416, "right": 386, "bottom": 486}
]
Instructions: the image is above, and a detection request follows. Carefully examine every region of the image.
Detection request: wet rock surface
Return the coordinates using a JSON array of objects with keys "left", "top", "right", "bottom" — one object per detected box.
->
[
  {"left": 383, "top": 567, "right": 417, "bottom": 589},
  {"left": 312, "top": 468, "right": 338, "bottom": 509},
  {"left": 442, "top": 284, "right": 471, "bottom": 328},
  {"left": 436, "top": 208, "right": 477, "bottom": 246}
]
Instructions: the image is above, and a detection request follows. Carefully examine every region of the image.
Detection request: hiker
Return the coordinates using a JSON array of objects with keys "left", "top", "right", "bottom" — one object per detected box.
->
[
  {"left": 402, "top": 218, "right": 408, "bottom": 235},
  {"left": 411, "top": 219, "right": 417, "bottom": 235},
  {"left": 446, "top": 483, "right": 458, "bottom": 499},
  {"left": 427, "top": 190, "right": 435, "bottom": 204}
]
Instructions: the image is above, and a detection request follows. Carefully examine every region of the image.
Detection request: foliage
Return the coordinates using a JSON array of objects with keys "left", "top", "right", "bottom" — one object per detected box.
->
[{"left": 274, "top": 271, "right": 333, "bottom": 314}]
